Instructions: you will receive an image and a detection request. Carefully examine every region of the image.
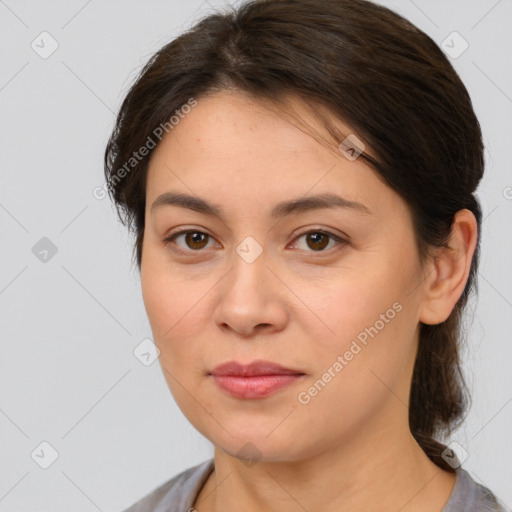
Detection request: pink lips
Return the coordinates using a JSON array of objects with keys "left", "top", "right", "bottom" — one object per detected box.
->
[{"left": 209, "top": 360, "right": 305, "bottom": 399}]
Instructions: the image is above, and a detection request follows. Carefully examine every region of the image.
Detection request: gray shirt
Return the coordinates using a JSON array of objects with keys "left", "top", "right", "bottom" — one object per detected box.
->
[{"left": 122, "top": 458, "right": 509, "bottom": 512}]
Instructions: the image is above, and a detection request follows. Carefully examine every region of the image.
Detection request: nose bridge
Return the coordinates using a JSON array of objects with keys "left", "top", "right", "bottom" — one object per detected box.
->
[
  {"left": 213, "top": 235, "right": 286, "bottom": 334},
  {"left": 226, "top": 235, "right": 269, "bottom": 307}
]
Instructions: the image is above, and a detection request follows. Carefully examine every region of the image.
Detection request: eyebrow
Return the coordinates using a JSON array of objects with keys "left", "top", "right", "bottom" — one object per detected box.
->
[{"left": 150, "top": 191, "right": 372, "bottom": 221}]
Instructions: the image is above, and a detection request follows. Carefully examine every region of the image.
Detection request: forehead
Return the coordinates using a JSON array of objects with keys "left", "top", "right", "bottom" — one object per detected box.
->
[
  {"left": 154, "top": 90, "right": 370, "bottom": 160},
  {"left": 145, "top": 90, "right": 398, "bottom": 221}
]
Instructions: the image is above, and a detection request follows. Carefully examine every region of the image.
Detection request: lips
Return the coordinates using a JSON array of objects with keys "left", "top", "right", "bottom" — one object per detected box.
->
[
  {"left": 209, "top": 360, "right": 306, "bottom": 399},
  {"left": 210, "top": 360, "right": 305, "bottom": 377}
]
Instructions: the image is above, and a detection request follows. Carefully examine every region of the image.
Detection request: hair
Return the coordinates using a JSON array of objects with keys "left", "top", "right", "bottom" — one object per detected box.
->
[{"left": 104, "top": 0, "right": 484, "bottom": 472}]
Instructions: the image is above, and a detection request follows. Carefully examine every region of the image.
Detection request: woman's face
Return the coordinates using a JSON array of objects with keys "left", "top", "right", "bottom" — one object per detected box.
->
[{"left": 141, "top": 90, "right": 429, "bottom": 462}]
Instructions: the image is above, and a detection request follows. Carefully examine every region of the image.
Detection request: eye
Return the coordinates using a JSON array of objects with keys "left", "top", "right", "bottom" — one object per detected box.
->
[
  {"left": 290, "top": 229, "right": 348, "bottom": 253},
  {"left": 163, "top": 230, "right": 217, "bottom": 253}
]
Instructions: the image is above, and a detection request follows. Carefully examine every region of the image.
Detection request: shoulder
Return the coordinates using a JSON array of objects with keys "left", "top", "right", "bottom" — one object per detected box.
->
[
  {"left": 120, "top": 458, "right": 215, "bottom": 512},
  {"left": 443, "top": 467, "right": 509, "bottom": 512}
]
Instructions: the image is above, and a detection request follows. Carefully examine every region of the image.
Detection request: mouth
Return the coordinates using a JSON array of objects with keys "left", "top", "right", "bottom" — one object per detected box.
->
[
  {"left": 209, "top": 359, "right": 305, "bottom": 377},
  {"left": 209, "top": 360, "right": 306, "bottom": 399}
]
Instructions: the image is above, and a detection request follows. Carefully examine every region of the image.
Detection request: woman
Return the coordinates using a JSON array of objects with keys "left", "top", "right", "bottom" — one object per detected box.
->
[{"left": 104, "top": 0, "right": 508, "bottom": 510}]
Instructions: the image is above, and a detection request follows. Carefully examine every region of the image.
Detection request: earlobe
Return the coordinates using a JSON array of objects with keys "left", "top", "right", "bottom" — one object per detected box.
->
[{"left": 418, "top": 209, "right": 478, "bottom": 326}]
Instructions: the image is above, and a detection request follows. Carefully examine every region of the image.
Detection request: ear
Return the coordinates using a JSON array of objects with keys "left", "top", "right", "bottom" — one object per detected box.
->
[{"left": 419, "top": 209, "right": 478, "bottom": 325}]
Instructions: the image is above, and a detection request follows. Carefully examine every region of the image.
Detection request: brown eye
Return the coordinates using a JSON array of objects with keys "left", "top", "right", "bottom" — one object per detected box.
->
[
  {"left": 292, "top": 230, "right": 347, "bottom": 253},
  {"left": 305, "top": 232, "right": 330, "bottom": 251},
  {"left": 183, "top": 232, "right": 209, "bottom": 250},
  {"left": 163, "top": 230, "right": 215, "bottom": 252}
]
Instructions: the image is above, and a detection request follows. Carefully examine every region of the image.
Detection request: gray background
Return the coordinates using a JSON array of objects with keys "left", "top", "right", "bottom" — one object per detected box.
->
[{"left": 0, "top": 0, "right": 511, "bottom": 510}]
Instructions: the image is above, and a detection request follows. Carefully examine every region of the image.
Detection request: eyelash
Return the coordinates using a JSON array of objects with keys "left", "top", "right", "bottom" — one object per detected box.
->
[{"left": 162, "top": 228, "right": 348, "bottom": 256}]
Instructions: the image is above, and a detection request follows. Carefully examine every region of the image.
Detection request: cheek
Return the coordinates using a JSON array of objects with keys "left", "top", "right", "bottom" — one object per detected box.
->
[
  {"left": 140, "top": 269, "right": 205, "bottom": 412},
  {"left": 141, "top": 267, "right": 173, "bottom": 340},
  {"left": 142, "top": 281, "right": 202, "bottom": 345},
  {"left": 140, "top": 259, "right": 214, "bottom": 378},
  {"left": 294, "top": 305, "right": 413, "bottom": 440},
  {"left": 298, "top": 267, "right": 403, "bottom": 350},
  {"left": 298, "top": 263, "right": 416, "bottom": 397},
  {"left": 141, "top": 244, "right": 198, "bottom": 338}
]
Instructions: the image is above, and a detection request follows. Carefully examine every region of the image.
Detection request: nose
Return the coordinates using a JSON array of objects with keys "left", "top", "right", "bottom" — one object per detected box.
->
[{"left": 213, "top": 247, "right": 289, "bottom": 338}]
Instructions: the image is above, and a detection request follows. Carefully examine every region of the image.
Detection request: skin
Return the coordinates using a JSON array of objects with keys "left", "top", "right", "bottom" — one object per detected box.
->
[{"left": 140, "top": 89, "right": 477, "bottom": 512}]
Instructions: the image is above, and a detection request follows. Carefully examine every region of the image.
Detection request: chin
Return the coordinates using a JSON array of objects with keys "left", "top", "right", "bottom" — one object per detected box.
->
[{"left": 209, "top": 427, "right": 309, "bottom": 463}]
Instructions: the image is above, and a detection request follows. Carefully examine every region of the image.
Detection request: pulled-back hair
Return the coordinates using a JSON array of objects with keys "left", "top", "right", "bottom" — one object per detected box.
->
[{"left": 104, "top": 0, "right": 484, "bottom": 472}]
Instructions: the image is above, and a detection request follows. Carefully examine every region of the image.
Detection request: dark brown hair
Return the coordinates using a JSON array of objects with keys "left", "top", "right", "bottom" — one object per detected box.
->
[{"left": 104, "top": 0, "right": 484, "bottom": 472}]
